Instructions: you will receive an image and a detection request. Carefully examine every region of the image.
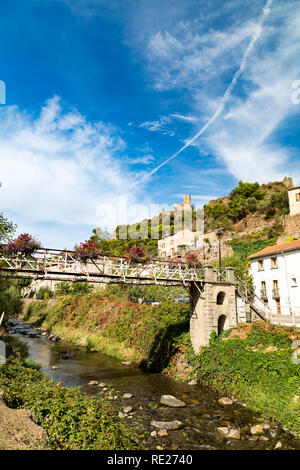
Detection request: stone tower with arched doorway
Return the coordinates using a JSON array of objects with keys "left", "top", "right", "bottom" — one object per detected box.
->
[{"left": 189, "top": 266, "right": 238, "bottom": 353}]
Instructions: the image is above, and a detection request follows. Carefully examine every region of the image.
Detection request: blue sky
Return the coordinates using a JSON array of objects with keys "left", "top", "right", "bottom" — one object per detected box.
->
[{"left": 0, "top": 0, "right": 300, "bottom": 248}]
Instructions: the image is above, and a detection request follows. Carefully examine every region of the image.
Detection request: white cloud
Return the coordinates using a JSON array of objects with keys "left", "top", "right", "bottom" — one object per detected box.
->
[
  {"left": 143, "top": 0, "right": 300, "bottom": 185},
  {"left": 170, "top": 113, "right": 198, "bottom": 122},
  {"left": 0, "top": 97, "right": 152, "bottom": 248},
  {"left": 147, "top": 20, "right": 259, "bottom": 91},
  {"left": 204, "top": 0, "right": 300, "bottom": 184},
  {"left": 139, "top": 116, "right": 175, "bottom": 136},
  {"left": 127, "top": 154, "right": 155, "bottom": 164}
]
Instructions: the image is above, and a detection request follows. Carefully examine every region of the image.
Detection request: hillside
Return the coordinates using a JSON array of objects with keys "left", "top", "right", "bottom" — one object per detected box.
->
[{"left": 88, "top": 177, "right": 295, "bottom": 259}]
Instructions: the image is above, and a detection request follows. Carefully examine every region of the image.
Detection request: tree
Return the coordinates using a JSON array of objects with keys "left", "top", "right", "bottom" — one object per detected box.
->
[
  {"left": 230, "top": 181, "right": 265, "bottom": 201},
  {"left": 90, "top": 227, "right": 111, "bottom": 242},
  {"left": 0, "top": 183, "right": 16, "bottom": 242}
]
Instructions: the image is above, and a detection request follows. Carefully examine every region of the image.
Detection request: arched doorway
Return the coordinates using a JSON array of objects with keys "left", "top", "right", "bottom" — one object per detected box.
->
[
  {"left": 216, "top": 291, "right": 225, "bottom": 305},
  {"left": 218, "top": 314, "right": 227, "bottom": 336}
]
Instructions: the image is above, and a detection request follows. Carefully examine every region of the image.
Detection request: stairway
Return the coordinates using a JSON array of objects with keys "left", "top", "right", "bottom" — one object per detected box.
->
[{"left": 235, "top": 274, "right": 271, "bottom": 322}]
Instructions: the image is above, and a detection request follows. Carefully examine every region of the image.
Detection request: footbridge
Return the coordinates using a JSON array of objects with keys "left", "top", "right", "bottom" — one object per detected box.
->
[{"left": 0, "top": 247, "right": 270, "bottom": 351}]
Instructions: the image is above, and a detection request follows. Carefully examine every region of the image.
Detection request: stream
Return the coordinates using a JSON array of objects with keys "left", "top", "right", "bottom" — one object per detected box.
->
[{"left": 6, "top": 318, "right": 300, "bottom": 451}]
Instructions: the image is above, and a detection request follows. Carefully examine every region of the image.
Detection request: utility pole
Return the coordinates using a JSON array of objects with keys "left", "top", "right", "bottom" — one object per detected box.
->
[{"left": 216, "top": 229, "right": 224, "bottom": 280}]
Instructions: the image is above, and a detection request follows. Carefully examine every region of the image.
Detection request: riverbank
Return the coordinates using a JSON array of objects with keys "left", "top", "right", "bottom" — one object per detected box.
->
[
  {"left": 0, "top": 326, "right": 137, "bottom": 450},
  {"left": 6, "top": 319, "right": 300, "bottom": 450},
  {"left": 23, "top": 294, "right": 190, "bottom": 371},
  {"left": 22, "top": 294, "right": 300, "bottom": 439}
]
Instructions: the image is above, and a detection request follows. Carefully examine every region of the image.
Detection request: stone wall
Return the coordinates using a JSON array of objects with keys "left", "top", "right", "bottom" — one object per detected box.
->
[
  {"left": 189, "top": 267, "right": 238, "bottom": 352},
  {"left": 283, "top": 213, "right": 300, "bottom": 237}
]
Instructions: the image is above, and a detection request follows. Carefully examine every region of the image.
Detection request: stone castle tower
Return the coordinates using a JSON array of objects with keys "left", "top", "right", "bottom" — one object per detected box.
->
[{"left": 173, "top": 194, "right": 194, "bottom": 212}]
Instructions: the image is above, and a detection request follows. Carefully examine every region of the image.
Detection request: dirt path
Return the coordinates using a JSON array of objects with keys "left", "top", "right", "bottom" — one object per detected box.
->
[{"left": 0, "top": 391, "right": 49, "bottom": 450}]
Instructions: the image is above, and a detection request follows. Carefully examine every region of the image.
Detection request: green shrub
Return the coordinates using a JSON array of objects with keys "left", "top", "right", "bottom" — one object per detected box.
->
[
  {"left": 0, "top": 280, "right": 23, "bottom": 316},
  {"left": 189, "top": 323, "right": 300, "bottom": 437},
  {"left": 55, "top": 281, "right": 94, "bottom": 296},
  {"left": 0, "top": 358, "right": 137, "bottom": 450},
  {"left": 36, "top": 286, "right": 53, "bottom": 299}
]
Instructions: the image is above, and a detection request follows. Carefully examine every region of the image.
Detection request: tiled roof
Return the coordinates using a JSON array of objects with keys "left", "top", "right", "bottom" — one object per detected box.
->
[{"left": 249, "top": 239, "right": 300, "bottom": 259}]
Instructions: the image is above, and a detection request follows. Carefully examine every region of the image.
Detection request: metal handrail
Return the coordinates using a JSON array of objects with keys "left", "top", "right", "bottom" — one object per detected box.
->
[{"left": 234, "top": 273, "right": 272, "bottom": 320}]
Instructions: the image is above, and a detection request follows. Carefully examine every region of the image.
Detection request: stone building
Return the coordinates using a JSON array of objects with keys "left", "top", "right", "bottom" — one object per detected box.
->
[
  {"left": 158, "top": 229, "right": 198, "bottom": 258},
  {"left": 288, "top": 186, "right": 300, "bottom": 216}
]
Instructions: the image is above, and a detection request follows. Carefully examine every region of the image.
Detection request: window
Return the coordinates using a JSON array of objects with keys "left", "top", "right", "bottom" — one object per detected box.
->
[
  {"left": 258, "top": 259, "right": 264, "bottom": 271},
  {"left": 273, "top": 280, "right": 279, "bottom": 298},
  {"left": 296, "top": 193, "right": 300, "bottom": 202},
  {"left": 271, "top": 257, "right": 278, "bottom": 269},
  {"left": 261, "top": 281, "right": 267, "bottom": 297}
]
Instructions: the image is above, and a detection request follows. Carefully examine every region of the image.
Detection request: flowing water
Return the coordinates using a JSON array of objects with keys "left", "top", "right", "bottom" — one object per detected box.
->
[{"left": 6, "top": 319, "right": 300, "bottom": 450}]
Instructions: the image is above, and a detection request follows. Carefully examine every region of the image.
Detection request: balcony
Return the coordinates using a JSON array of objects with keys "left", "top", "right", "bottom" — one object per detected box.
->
[
  {"left": 260, "top": 289, "right": 268, "bottom": 300},
  {"left": 272, "top": 288, "right": 280, "bottom": 300}
]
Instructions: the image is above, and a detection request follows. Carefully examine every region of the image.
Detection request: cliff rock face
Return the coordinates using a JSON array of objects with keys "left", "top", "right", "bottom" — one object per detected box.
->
[
  {"left": 282, "top": 176, "right": 294, "bottom": 189},
  {"left": 232, "top": 213, "right": 277, "bottom": 234},
  {"left": 284, "top": 213, "right": 300, "bottom": 237}
]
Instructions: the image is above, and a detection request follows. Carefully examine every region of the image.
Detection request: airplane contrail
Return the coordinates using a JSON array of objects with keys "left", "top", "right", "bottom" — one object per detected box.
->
[{"left": 149, "top": 0, "right": 273, "bottom": 176}]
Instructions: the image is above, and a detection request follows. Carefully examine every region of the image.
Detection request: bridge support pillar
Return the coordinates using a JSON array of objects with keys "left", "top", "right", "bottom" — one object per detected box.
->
[{"left": 190, "top": 266, "right": 237, "bottom": 353}]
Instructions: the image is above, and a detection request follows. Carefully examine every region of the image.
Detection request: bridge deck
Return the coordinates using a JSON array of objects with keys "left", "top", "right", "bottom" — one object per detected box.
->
[{"left": 0, "top": 247, "right": 204, "bottom": 285}]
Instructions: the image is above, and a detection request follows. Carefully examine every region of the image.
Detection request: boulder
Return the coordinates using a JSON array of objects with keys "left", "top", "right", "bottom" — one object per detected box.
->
[
  {"left": 250, "top": 424, "right": 263, "bottom": 435},
  {"left": 88, "top": 380, "right": 98, "bottom": 386},
  {"left": 151, "top": 420, "right": 183, "bottom": 431},
  {"left": 160, "top": 395, "right": 186, "bottom": 408},
  {"left": 274, "top": 441, "right": 282, "bottom": 450},
  {"left": 218, "top": 397, "right": 233, "bottom": 406},
  {"left": 123, "top": 393, "right": 133, "bottom": 399},
  {"left": 158, "top": 429, "right": 168, "bottom": 437},
  {"left": 123, "top": 406, "right": 133, "bottom": 413},
  {"left": 217, "top": 427, "right": 240, "bottom": 439},
  {"left": 188, "top": 379, "right": 197, "bottom": 386}
]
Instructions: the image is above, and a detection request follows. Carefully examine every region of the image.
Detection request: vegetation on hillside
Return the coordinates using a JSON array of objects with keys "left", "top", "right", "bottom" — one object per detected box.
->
[
  {"left": 89, "top": 228, "right": 158, "bottom": 257},
  {"left": 204, "top": 180, "right": 289, "bottom": 232}
]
